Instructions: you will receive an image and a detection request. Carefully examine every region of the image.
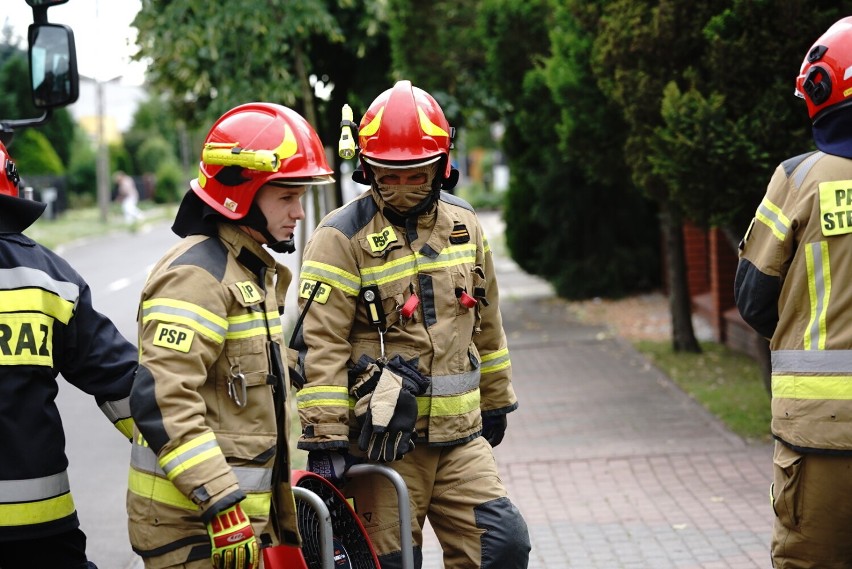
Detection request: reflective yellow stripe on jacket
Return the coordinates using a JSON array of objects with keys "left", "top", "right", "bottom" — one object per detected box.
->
[
  {"left": 0, "top": 471, "right": 75, "bottom": 527},
  {"left": 226, "top": 310, "right": 281, "bottom": 339},
  {"left": 772, "top": 350, "right": 852, "bottom": 400},
  {"left": 804, "top": 241, "right": 831, "bottom": 350},
  {"left": 141, "top": 298, "right": 228, "bottom": 343},
  {"left": 755, "top": 197, "right": 791, "bottom": 242},
  {"left": 128, "top": 439, "right": 272, "bottom": 517}
]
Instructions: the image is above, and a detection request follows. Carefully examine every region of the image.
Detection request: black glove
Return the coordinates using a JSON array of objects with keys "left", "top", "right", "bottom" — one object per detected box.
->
[
  {"left": 481, "top": 415, "right": 508, "bottom": 447},
  {"left": 358, "top": 355, "right": 430, "bottom": 462},
  {"left": 307, "top": 450, "right": 358, "bottom": 487}
]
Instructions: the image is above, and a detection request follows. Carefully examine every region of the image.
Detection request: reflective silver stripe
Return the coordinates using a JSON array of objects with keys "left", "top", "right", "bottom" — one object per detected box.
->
[
  {"left": 160, "top": 437, "right": 220, "bottom": 477},
  {"left": 301, "top": 261, "right": 361, "bottom": 297},
  {"left": 141, "top": 303, "right": 228, "bottom": 339},
  {"left": 756, "top": 200, "right": 789, "bottom": 240},
  {"left": 99, "top": 396, "right": 131, "bottom": 422},
  {"left": 805, "top": 242, "right": 830, "bottom": 351},
  {"left": 131, "top": 444, "right": 271, "bottom": 491},
  {"left": 0, "top": 267, "right": 79, "bottom": 302},
  {"left": 430, "top": 369, "right": 481, "bottom": 396},
  {"left": 793, "top": 151, "right": 823, "bottom": 190},
  {"left": 0, "top": 471, "right": 70, "bottom": 503},
  {"left": 772, "top": 350, "right": 852, "bottom": 373},
  {"left": 296, "top": 389, "right": 350, "bottom": 404}
]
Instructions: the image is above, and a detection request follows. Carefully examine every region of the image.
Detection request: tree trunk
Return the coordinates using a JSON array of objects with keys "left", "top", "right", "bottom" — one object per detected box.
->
[{"left": 660, "top": 202, "right": 701, "bottom": 353}]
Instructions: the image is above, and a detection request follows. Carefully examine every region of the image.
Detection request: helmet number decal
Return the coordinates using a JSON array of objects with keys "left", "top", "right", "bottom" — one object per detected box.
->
[
  {"left": 819, "top": 180, "right": 852, "bottom": 236},
  {"left": 367, "top": 226, "right": 398, "bottom": 253}
]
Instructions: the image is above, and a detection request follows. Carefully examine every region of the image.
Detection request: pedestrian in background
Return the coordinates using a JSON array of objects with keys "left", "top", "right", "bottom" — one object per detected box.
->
[
  {"left": 126, "top": 102, "right": 334, "bottom": 569},
  {"left": 0, "top": 140, "right": 137, "bottom": 569},
  {"left": 113, "top": 170, "right": 142, "bottom": 223},
  {"left": 735, "top": 16, "right": 852, "bottom": 568},
  {"left": 294, "top": 80, "right": 530, "bottom": 569}
]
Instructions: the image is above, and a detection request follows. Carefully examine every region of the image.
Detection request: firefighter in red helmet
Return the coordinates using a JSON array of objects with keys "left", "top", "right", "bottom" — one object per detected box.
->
[
  {"left": 294, "top": 81, "right": 531, "bottom": 568},
  {"left": 0, "top": 141, "right": 137, "bottom": 569},
  {"left": 735, "top": 16, "right": 852, "bottom": 568},
  {"left": 127, "top": 103, "right": 334, "bottom": 569}
]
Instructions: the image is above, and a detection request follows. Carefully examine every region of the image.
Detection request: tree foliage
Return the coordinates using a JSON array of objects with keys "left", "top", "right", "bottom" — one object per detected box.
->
[
  {"left": 132, "top": 0, "right": 341, "bottom": 129},
  {"left": 500, "top": 0, "right": 660, "bottom": 298}
]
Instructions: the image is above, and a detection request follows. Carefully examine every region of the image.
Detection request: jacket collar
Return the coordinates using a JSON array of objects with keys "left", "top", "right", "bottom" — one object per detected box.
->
[{"left": 0, "top": 194, "right": 46, "bottom": 233}]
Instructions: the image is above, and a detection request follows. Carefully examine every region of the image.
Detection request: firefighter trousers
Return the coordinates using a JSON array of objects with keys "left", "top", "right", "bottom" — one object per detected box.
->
[
  {"left": 344, "top": 436, "right": 530, "bottom": 569},
  {"left": 771, "top": 441, "right": 852, "bottom": 568}
]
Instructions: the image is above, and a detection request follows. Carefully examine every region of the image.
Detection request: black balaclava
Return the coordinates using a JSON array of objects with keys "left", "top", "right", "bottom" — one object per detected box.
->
[
  {"left": 369, "top": 162, "right": 441, "bottom": 219},
  {"left": 812, "top": 104, "right": 852, "bottom": 158}
]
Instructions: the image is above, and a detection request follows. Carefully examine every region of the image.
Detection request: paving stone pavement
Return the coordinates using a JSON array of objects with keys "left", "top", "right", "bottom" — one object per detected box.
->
[{"left": 420, "top": 211, "right": 775, "bottom": 568}]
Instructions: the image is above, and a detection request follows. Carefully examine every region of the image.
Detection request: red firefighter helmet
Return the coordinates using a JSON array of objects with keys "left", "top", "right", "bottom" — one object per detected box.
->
[
  {"left": 358, "top": 80, "right": 454, "bottom": 178},
  {"left": 795, "top": 16, "right": 852, "bottom": 122},
  {"left": 190, "top": 103, "right": 334, "bottom": 220},
  {"left": 0, "top": 141, "right": 20, "bottom": 197},
  {"left": 0, "top": 141, "right": 47, "bottom": 233}
]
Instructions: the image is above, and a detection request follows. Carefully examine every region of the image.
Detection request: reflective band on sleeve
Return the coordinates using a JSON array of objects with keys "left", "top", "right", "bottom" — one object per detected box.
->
[
  {"left": 296, "top": 385, "right": 350, "bottom": 409},
  {"left": 141, "top": 298, "right": 228, "bottom": 343},
  {"left": 301, "top": 261, "right": 361, "bottom": 297},
  {"left": 804, "top": 242, "right": 831, "bottom": 351},
  {"left": 755, "top": 198, "right": 791, "bottom": 242},
  {"left": 158, "top": 432, "right": 222, "bottom": 481},
  {"left": 99, "top": 396, "right": 132, "bottom": 423},
  {"left": 480, "top": 348, "right": 511, "bottom": 375},
  {"left": 772, "top": 375, "right": 852, "bottom": 400}
]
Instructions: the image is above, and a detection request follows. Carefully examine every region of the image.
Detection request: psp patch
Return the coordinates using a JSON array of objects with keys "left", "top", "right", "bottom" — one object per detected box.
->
[
  {"left": 819, "top": 180, "right": 852, "bottom": 236},
  {"left": 367, "top": 226, "right": 398, "bottom": 253},
  {"left": 153, "top": 323, "right": 195, "bottom": 353},
  {"left": 299, "top": 279, "right": 331, "bottom": 304},
  {"left": 450, "top": 223, "right": 470, "bottom": 244},
  {"left": 235, "top": 280, "right": 263, "bottom": 304}
]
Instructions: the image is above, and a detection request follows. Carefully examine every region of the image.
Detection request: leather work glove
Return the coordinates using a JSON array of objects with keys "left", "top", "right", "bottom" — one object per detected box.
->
[
  {"left": 481, "top": 415, "right": 508, "bottom": 448},
  {"left": 358, "top": 355, "right": 430, "bottom": 462},
  {"left": 205, "top": 503, "right": 259, "bottom": 569},
  {"left": 307, "top": 450, "right": 360, "bottom": 487}
]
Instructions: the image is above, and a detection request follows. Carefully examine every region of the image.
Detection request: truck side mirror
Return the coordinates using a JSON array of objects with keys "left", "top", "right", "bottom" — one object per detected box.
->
[{"left": 28, "top": 23, "right": 79, "bottom": 109}]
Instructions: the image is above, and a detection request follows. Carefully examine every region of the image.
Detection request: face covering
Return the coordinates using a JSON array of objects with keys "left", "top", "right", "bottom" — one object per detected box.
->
[{"left": 373, "top": 163, "right": 438, "bottom": 213}]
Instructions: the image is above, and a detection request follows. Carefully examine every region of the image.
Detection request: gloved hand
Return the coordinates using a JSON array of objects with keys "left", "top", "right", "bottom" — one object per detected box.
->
[
  {"left": 206, "top": 503, "right": 259, "bottom": 569},
  {"left": 358, "top": 355, "right": 430, "bottom": 462},
  {"left": 481, "top": 415, "right": 508, "bottom": 448},
  {"left": 307, "top": 450, "right": 359, "bottom": 487}
]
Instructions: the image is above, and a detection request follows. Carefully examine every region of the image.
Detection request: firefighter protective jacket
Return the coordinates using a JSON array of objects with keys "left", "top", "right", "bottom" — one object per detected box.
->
[
  {"left": 736, "top": 150, "right": 852, "bottom": 453},
  {"left": 0, "top": 232, "right": 136, "bottom": 541},
  {"left": 128, "top": 223, "right": 299, "bottom": 566},
  {"left": 295, "top": 189, "right": 518, "bottom": 450}
]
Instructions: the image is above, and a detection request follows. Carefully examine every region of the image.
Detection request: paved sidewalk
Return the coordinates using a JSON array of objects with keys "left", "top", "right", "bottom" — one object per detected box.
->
[{"left": 422, "top": 211, "right": 774, "bottom": 568}]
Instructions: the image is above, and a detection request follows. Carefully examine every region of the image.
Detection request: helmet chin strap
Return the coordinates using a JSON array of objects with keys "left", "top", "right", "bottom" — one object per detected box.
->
[{"left": 241, "top": 202, "right": 297, "bottom": 254}]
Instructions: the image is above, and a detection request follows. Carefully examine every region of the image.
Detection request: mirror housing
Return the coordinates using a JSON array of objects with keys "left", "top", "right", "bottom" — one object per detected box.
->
[
  {"left": 29, "top": 23, "right": 79, "bottom": 109},
  {"left": 25, "top": 0, "right": 70, "bottom": 5}
]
